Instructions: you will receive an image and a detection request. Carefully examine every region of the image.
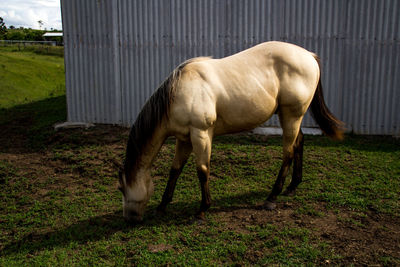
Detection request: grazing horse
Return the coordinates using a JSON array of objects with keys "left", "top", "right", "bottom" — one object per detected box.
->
[{"left": 118, "top": 41, "right": 344, "bottom": 223}]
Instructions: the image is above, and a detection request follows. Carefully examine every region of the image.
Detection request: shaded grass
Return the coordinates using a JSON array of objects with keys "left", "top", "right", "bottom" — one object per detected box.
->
[{"left": 0, "top": 96, "right": 66, "bottom": 150}]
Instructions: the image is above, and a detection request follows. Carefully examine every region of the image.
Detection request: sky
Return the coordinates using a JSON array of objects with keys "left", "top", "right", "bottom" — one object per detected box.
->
[{"left": 0, "top": 0, "right": 62, "bottom": 30}]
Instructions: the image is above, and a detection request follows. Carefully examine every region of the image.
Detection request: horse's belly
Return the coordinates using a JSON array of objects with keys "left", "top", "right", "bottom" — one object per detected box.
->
[{"left": 214, "top": 94, "right": 277, "bottom": 135}]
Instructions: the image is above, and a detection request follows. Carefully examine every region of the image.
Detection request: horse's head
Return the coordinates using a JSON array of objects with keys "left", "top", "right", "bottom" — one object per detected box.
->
[{"left": 118, "top": 168, "right": 154, "bottom": 223}]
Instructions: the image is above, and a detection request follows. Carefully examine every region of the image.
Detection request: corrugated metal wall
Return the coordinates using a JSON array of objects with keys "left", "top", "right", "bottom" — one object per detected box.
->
[{"left": 61, "top": 0, "right": 400, "bottom": 135}]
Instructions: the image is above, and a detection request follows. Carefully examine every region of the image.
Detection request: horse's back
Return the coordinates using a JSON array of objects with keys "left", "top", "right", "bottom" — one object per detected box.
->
[{"left": 168, "top": 41, "right": 320, "bottom": 137}]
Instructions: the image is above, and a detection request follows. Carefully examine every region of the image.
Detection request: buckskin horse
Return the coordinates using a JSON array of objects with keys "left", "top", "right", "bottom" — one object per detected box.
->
[{"left": 118, "top": 41, "right": 344, "bottom": 223}]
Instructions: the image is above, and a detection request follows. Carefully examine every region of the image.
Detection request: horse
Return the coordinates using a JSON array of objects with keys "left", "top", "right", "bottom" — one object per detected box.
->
[{"left": 118, "top": 41, "right": 344, "bottom": 223}]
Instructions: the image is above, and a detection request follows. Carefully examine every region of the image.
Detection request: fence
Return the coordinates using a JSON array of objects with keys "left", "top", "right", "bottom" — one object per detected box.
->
[
  {"left": 0, "top": 40, "right": 64, "bottom": 57},
  {"left": 0, "top": 40, "right": 57, "bottom": 46},
  {"left": 61, "top": 0, "right": 400, "bottom": 135}
]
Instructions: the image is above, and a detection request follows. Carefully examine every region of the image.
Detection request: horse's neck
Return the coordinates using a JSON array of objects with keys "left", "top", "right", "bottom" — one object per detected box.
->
[{"left": 137, "top": 124, "right": 168, "bottom": 171}]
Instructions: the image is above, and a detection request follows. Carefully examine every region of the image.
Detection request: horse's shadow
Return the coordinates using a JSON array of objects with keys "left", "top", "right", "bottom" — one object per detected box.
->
[{"left": 1, "top": 190, "right": 269, "bottom": 256}]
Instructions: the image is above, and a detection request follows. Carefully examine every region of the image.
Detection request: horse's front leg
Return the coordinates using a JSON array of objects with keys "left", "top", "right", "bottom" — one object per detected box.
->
[
  {"left": 190, "top": 128, "right": 213, "bottom": 220},
  {"left": 157, "top": 140, "right": 192, "bottom": 214}
]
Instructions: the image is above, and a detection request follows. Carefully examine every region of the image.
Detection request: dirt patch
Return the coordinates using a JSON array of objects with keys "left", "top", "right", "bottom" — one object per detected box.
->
[
  {"left": 148, "top": 243, "right": 173, "bottom": 253},
  {"left": 0, "top": 125, "right": 129, "bottom": 206},
  {"left": 212, "top": 202, "right": 400, "bottom": 265}
]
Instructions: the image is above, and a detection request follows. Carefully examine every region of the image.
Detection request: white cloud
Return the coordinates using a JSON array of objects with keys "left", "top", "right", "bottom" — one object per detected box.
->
[{"left": 0, "top": 0, "right": 62, "bottom": 30}]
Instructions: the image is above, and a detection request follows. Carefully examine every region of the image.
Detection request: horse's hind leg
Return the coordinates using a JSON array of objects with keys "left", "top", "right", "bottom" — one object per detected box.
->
[
  {"left": 283, "top": 130, "right": 304, "bottom": 196},
  {"left": 265, "top": 111, "right": 303, "bottom": 210},
  {"left": 157, "top": 139, "right": 192, "bottom": 214}
]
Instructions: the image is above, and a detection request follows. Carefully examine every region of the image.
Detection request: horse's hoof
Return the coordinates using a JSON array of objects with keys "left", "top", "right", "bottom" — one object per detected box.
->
[
  {"left": 264, "top": 200, "right": 277, "bottom": 210},
  {"left": 193, "top": 212, "right": 207, "bottom": 224},
  {"left": 283, "top": 188, "right": 296, "bottom": 197},
  {"left": 156, "top": 206, "right": 167, "bottom": 216},
  {"left": 194, "top": 217, "right": 207, "bottom": 225}
]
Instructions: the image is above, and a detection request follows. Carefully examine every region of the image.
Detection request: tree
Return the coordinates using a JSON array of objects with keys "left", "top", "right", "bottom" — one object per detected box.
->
[
  {"left": 38, "top": 20, "right": 44, "bottom": 30},
  {"left": 6, "top": 30, "right": 24, "bottom": 40},
  {"left": 0, "top": 17, "right": 7, "bottom": 37}
]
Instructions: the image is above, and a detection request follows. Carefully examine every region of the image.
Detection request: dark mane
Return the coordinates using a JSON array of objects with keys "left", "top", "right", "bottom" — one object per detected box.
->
[
  {"left": 123, "top": 77, "right": 171, "bottom": 176},
  {"left": 123, "top": 58, "right": 210, "bottom": 184}
]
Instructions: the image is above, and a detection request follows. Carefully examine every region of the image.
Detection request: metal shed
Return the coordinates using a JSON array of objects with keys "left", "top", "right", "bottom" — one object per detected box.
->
[{"left": 60, "top": 0, "right": 400, "bottom": 135}]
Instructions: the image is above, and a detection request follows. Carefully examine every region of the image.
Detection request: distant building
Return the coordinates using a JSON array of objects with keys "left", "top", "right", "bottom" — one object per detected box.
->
[{"left": 43, "top": 32, "right": 63, "bottom": 45}]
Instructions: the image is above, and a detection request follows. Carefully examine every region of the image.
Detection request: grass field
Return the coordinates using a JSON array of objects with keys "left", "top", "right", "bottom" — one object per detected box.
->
[
  {"left": 0, "top": 47, "right": 399, "bottom": 266},
  {"left": 0, "top": 45, "right": 65, "bottom": 109}
]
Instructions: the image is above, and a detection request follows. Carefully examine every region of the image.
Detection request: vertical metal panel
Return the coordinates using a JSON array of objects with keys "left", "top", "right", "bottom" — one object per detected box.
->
[
  {"left": 118, "top": 0, "right": 172, "bottom": 125},
  {"left": 341, "top": 0, "right": 400, "bottom": 135},
  {"left": 276, "top": 0, "right": 348, "bottom": 128},
  {"left": 61, "top": 0, "right": 121, "bottom": 124},
  {"left": 61, "top": 0, "right": 400, "bottom": 135}
]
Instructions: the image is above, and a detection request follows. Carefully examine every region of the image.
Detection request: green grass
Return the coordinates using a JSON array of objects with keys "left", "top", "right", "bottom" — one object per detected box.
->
[
  {"left": 0, "top": 46, "right": 65, "bottom": 108},
  {"left": 0, "top": 46, "right": 66, "bottom": 150},
  {"left": 1, "top": 132, "right": 399, "bottom": 265},
  {"left": 0, "top": 47, "right": 399, "bottom": 265}
]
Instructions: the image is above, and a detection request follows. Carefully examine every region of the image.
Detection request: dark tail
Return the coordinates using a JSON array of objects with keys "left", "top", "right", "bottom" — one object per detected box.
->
[{"left": 310, "top": 55, "right": 345, "bottom": 140}]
